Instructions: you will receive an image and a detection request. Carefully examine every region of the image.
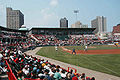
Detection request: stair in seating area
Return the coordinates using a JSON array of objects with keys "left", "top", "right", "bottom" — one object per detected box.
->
[{"left": 30, "top": 34, "right": 39, "bottom": 42}]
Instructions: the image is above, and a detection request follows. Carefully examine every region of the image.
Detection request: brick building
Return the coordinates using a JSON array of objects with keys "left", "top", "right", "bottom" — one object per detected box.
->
[{"left": 112, "top": 24, "right": 120, "bottom": 34}]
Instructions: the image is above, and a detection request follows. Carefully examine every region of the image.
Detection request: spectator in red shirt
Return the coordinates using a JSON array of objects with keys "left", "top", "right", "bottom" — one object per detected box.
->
[{"left": 72, "top": 73, "right": 78, "bottom": 80}]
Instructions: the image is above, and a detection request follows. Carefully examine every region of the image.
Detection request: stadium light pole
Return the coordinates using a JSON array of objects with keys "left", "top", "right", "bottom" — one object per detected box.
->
[
  {"left": 74, "top": 10, "right": 79, "bottom": 71},
  {"left": 74, "top": 10, "right": 79, "bottom": 22}
]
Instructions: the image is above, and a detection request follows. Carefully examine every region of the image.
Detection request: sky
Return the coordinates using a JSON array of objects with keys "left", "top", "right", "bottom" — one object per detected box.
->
[{"left": 0, "top": 0, "right": 120, "bottom": 32}]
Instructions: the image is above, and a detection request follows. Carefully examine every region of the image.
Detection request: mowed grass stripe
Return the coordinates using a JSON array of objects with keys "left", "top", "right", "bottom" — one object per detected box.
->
[
  {"left": 65, "top": 45, "right": 120, "bottom": 50},
  {"left": 37, "top": 46, "right": 120, "bottom": 77}
]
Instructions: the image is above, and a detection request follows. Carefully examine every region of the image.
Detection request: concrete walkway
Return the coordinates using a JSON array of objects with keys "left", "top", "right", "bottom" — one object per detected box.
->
[{"left": 25, "top": 47, "right": 120, "bottom": 80}]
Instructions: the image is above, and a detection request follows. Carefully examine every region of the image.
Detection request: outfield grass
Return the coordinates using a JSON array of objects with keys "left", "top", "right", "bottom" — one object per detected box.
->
[
  {"left": 37, "top": 46, "right": 120, "bottom": 77},
  {"left": 65, "top": 45, "right": 120, "bottom": 50}
]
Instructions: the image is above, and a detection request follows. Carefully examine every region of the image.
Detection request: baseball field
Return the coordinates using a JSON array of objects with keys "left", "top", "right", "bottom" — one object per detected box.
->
[{"left": 36, "top": 45, "right": 120, "bottom": 77}]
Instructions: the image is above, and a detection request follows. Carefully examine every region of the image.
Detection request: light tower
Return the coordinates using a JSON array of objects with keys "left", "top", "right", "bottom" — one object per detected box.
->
[{"left": 74, "top": 10, "right": 79, "bottom": 22}]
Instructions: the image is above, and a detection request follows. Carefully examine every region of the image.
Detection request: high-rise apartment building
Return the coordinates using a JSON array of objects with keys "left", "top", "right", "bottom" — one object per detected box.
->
[
  {"left": 91, "top": 16, "right": 107, "bottom": 33},
  {"left": 60, "top": 17, "right": 68, "bottom": 28},
  {"left": 6, "top": 7, "right": 24, "bottom": 29}
]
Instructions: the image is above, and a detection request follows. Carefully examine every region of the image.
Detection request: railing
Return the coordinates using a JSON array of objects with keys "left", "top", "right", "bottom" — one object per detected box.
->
[
  {"left": 5, "top": 60, "right": 17, "bottom": 80},
  {"left": 68, "top": 67, "right": 77, "bottom": 73},
  {"left": 23, "top": 78, "right": 42, "bottom": 80},
  {"left": 5, "top": 55, "right": 93, "bottom": 80}
]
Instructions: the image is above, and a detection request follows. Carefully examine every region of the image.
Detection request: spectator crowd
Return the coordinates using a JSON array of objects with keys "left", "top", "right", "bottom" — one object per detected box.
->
[
  {"left": 0, "top": 44, "right": 95, "bottom": 80},
  {"left": 33, "top": 34, "right": 119, "bottom": 46}
]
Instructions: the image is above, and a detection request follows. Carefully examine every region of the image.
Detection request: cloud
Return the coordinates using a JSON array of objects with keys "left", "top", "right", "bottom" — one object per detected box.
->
[
  {"left": 39, "top": 8, "right": 59, "bottom": 26},
  {"left": 40, "top": 8, "right": 50, "bottom": 14},
  {"left": 50, "top": 0, "right": 58, "bottom": 7},
  {"left": 43, "top": 12, "right": 58, "bottom": 21},
  {"left": 26, "top": 7, "right": 59, "bottom": 27}
]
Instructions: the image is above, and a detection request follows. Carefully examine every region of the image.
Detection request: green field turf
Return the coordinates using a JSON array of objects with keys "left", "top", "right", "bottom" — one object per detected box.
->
[
  {"left": 37, "top": 46, "right": 120, "bottom": 77},
  {"left": 65, "top": 45, "right": 120, "bottom": 50}
]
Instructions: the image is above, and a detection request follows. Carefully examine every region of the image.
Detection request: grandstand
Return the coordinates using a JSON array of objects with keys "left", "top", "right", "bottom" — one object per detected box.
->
[
  {"left": 0, "top": 26, "right": 36, "bottom": 52},
  {"left": 30, "top": 27, "right": 95, "bottom": 35},
  {"left": 0, "top": 26, "right": 96, "bottom": 80},
  {"left": 1, "top": 26, "right": 120, "bottom": 80},
  {"left": 30, "top": 27, "right": 100, "bottom": 46},
  {"left": 0, "top": 26, "right": 28, "bottom": 42},
  {"left": 30, "top": 27, "right": 118, "bottom": 46}
]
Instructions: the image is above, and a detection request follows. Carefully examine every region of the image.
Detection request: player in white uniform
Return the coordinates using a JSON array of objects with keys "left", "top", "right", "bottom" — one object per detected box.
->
[
  {"left": 84, "top": 45, "right": 88, "bottom": 51},
  {"left": 55, "top": 46, "right": 58, "bottom": 51}
]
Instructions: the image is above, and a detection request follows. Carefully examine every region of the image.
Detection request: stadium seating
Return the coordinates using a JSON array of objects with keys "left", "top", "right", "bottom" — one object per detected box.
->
[
  {"left": 4, "top": 27, "right": 120, "bottom": 80},
  {"left": 32, "top": 34, "right": 106, "bottom": 46},
  {"left": 1, "top": 46, "right": 95, "bottom": 80},
  {"left": 0, "top": 31, "right": 95, "bottom": 80}
]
